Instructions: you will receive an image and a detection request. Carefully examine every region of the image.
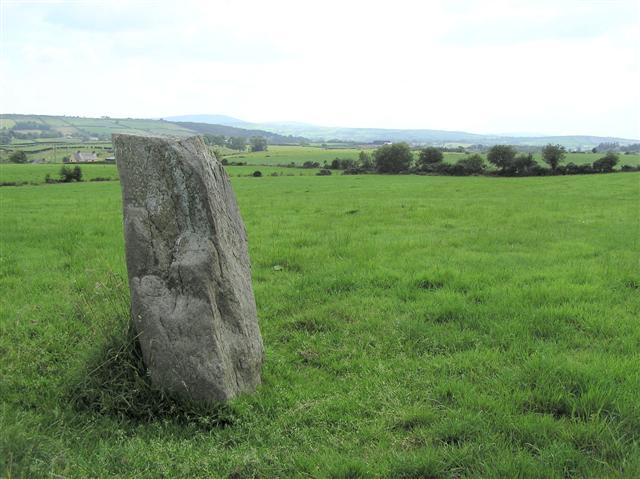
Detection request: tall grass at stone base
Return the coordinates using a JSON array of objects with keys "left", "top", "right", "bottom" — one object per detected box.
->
[{"left": 65, "top": 274, "right": 234, "bottom": 429}]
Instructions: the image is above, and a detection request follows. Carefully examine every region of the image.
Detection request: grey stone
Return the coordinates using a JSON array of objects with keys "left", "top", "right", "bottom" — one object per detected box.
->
[{"left": 113, "top": 133, "right": 263, "bottom": 402}]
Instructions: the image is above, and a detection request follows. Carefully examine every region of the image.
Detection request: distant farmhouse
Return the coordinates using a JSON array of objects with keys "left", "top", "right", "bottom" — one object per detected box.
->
[{"left": 70, "top": 151, "right": 98, "bottom": 163}]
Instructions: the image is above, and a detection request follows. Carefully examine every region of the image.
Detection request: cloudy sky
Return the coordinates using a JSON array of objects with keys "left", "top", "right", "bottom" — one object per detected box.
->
[{"left": 1, "top": 0, "right": 638, "bottom": 138}]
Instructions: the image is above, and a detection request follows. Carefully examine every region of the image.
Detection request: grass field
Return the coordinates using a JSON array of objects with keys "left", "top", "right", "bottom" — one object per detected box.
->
[
  {"left": 1, "top": 172, "right": 639, "bottom": 478},
  {"left": 0, "top": 164, "right": 119, "bottom": 184},
  {"left": 0, "top": 164, "right": 319, "bottom": 185},
  {"left": 3, "top": 143, "right": 640, "bottom": 169},
  {"left": 221, "top": 146, "right": 640, "bottom": 168}
]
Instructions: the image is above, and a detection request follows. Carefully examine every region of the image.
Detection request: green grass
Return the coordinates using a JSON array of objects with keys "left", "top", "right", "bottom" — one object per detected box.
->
[
  {"left": 4, "top": 142, "right": 640, "bottom": 169},
  {"left": 224, "top": 165, "right": 326, "bottom": 177},
  {"left": 0, "top": 164, "right": 320, "bottom": 185},
  {"left": 226, "top": 146, "right": 640, "bottom": 168},
  {"left": 223, "top": 145, "right": 364, "bottom": 165},
  {"left": 1, "top": 172, "right": 639, "bottom": 478},
  {"left": 0, "top": 163, "right": 119, "bottom": 184}
]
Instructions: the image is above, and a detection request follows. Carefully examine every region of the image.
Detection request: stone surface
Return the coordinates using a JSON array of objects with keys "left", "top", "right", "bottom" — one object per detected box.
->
[{"left": 113, "top": 133, "right": 263, "bottom": 402}]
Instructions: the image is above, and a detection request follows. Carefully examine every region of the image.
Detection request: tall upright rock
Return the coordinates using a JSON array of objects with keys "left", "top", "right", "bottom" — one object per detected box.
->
[{"left": 113, "top": 134, "right": 263, "bottom": 402}]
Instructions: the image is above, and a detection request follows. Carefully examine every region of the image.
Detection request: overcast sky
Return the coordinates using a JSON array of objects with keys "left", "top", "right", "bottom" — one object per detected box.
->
[{"left": 1, "top": 0, "right": 638, "bottom": 138}]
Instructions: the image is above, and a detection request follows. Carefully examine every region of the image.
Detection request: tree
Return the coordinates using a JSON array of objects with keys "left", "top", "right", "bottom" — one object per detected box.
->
[
  {"left": 204, "top": 134, "right": 226, "bottom": 146},
  {"left": 541, "top": 143, "right": 566, "bottom": 171},
  {"left": 229, "top": 137, "right": 246, "bottom": 151},
  {"left": 249, "top": 136, "right": 268, "bottom": 152},
  {"left": 9, "top": 150, "right": 27, "bottom": 163},
  {"left": 72, "top": 165, "right": 82, "bottom": 182},
  {"left": 374, "top": 142, "right": 413, "bottom": 173},
  {"left": 358, "top": 150, "right": 373, "bottom": 170},
  {"left": 417, "top": 147, "right": 443, "bottom": 168},
  {"left": 0, "top": 130, "right": 11, "bottom": 145},
  {"left": 487, "top": 145, "right": 516, "bottom": 171},
  {"left": 592, "top": 152, "right": 619, "bottom": 173}
]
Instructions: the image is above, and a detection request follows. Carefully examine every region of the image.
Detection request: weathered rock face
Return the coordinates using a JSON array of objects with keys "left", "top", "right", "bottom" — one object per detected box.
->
[{"left": 113, "top": 134, "right": 263, "bottom": 402}]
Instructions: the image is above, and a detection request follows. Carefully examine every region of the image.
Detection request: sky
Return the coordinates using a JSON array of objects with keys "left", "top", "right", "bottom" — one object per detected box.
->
[{"left": 1, "top": 0, "right": 639, "bottom": 138}]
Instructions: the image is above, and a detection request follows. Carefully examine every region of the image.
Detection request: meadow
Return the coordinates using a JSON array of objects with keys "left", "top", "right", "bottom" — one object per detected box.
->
[
  {"left": 3, "top": 143, "right": 640, "bottom": 168},
  {"left": 1, "top": 171, "right": 639, "bottom": 478},
  {"left": 0, "top": 164, "right": 317, "bottom": 185},
  {"left": 219, "top": 146, "right": 640, "bottom": 169}
]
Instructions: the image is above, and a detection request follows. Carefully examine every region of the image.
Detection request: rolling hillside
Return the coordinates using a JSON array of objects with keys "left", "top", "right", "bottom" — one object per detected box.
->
[
  {"left": 0, "top": 114, "right": 307, "bottom": 145},
  {"left": 166, "top": 114, "right": 640, "bottom": 148}
]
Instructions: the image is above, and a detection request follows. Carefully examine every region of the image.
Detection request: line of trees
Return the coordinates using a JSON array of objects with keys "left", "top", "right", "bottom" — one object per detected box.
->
[
  {"left": 203, "top": 134, "right": 268, "bottom": 152},
  {"left": 323, "top": 143, "right": 634, "bottom": 177}
]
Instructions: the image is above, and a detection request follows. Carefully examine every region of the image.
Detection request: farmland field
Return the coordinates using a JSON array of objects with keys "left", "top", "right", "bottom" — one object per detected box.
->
[
  {"left": 4, "top": 143, "right": 640, "bottom": 168},
  {"left": 0, "top": 164, "right": 318, "bottom": 185},
  {"left": 219, "top": 146, "right": 640, "bottom": 168},
  {"left": 0, "top": 164, "right": 119, "bottom": 184},
  {"left": 1, "top": 172, "right": 639, "bottom": 478}
]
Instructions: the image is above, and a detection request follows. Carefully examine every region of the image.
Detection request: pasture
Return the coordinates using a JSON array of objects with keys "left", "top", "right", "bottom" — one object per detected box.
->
[
  {"left": 1, "top": 172, "right": 639, "bottom": 478},
  {"left": 0, "top": 164, "right": 317, "bottom": 185},
  {"left": 224, "top": 146, "right": 640, "bottom": 168},
  {"left": 3, "top": 143, "right": 640, "bottom": 168}
]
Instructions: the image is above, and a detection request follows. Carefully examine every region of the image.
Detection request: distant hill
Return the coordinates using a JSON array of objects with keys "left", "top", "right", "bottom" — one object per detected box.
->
[
  {"left": 3, "top": 113, "right": 637, "bottom": 149},
  {"left": 163, "top": 114, "right": 252, "bottom": 128},
  {"left": 171, "top": 121, "right": 307, "bottom": 144},
  {"left": 166, "top": 114, "right": 640, "bottom": 149},
  {"left": 0, "top": 114, "right": 307, "bottom": 145}
]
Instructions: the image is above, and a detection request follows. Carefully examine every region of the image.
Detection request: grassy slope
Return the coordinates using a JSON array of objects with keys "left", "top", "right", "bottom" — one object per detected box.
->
[
  {"left": 2, "top": 115, "right": 195, "bottom": 138},
  {"left": 1, "top": 174, "right": 639, "bottom": 478}
]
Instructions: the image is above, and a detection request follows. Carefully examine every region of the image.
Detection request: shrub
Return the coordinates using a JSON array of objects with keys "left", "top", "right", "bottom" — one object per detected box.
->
[
  {"left": 565, "top": 162, "right": 594, "bottom": 175},
  {"left": 592, "top": 152, "right": 619, "bottom": 173},
  {"left": 316, "top": 169, "right": 332, "bottom": 176},
  {"left": 252, "top": 170, "right": 262, "bottom": 177},
  {"left": 417, "top": 147, "right": 443, "bottom": 169},
  {"left": 9, "top": 150, "right": 27, "bottom": 164},
  {"left": 342, "top": 167, "right": 367, "bottom": 175},
  {"left": 416, "top": 162, "right": 450, "bottom": 175},
  {"left": 302, "top": 161, "right": 320, "bottom": 169},
  {"left": 374, "top": 142, "right": 413, "bottom": 173},
  {"left": 59, "top": 165, "right": 82, "bottom": 182},
  {"left": 329, "top": 158, "right": 356, "bottom": 170},
  {"left": 502, "top": 153, "right": 537, "bottom": 176},
  {"left": 450, "top": 154, "right": 485, "bottom": 175}
]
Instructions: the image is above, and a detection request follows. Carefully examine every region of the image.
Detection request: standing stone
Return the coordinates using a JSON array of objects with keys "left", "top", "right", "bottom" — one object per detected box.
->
[{"left": 113, "top": 133, "right": 263, "bottom": 402}]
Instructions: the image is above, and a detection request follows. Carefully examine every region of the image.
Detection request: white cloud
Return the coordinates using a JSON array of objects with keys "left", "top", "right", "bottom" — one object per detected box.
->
[{"left": 1, "top": 0, "right": 638, "bottom": 137}]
